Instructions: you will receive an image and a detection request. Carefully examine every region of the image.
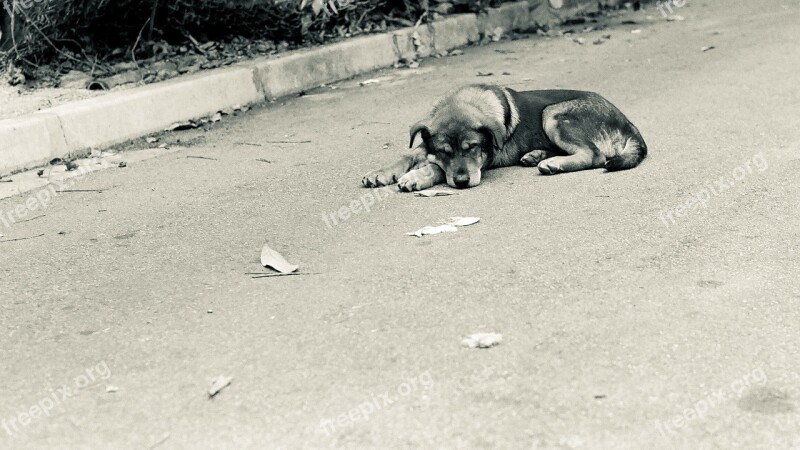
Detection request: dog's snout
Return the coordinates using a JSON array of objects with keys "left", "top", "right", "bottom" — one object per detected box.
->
[{"left": 453, "top": 173, "right": 470, "bottom": 188}]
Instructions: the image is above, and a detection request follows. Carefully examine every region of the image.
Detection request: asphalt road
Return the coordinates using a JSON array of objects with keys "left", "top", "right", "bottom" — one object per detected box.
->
[{"left": 1, "top": 1, "right": 799, "bottom": 448}]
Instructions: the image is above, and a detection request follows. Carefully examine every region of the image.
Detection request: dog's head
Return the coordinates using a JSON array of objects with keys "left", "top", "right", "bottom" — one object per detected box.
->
[{"left": 409, "top": 86, "right": 516, "bottom": 189}]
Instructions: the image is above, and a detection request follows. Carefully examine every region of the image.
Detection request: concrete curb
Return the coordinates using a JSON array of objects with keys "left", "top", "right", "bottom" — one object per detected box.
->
[
  {"left": 43, "top": 67, "right": 263, "bottom": 153},
  {"left": 0, "top": 0, "right": 593, "bottom": 176}
]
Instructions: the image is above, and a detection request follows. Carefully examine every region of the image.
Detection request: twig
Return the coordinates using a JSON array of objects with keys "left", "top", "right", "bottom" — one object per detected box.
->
[
  {"left": 131, "top": 18, "right": 151, "bottom": 72},
  {"left": 186, "top": 155, "right": 218, "bottom": 160},
  {"left": 262, "top": 140, "right": 312, "bottom": 144},
  {"left": 234, "top": 142, "right": 262, "bottom": 147},
  {"left": 185, "top": 33, "right": 207, "bottom": 55},
  {"left": 147, "top": 0, "right": 159, "bottom": 41},
  {"left": 56, "top": 189, "right": 106, "bottom": 193},
  {"left": 149, "top": 433, "right": 170, "bottom": 450},
  {"left": 250, "top": 272, "right": 320, "bottom": 279},
  {"left": 8, "top": 1, "right": 20, "bottom": 60},
  {"left": 255, "top": 159, "right": 272, "bottom": 163},
  {"left": 15, "top": 214, "right": 45, "bottom": 223},
  {"left": 414, "top": 10, "right": 428, "bottom": 29},
  {"left": 0, "top": 233, "right": 44, "bottom": 243}
]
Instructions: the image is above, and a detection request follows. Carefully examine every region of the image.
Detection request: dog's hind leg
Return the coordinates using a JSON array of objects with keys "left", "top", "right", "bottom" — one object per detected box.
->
[
  {"left": 539, "top": 95, "right": 646, "bottom": 174},
  {"left": 537, "top": 152, "right": 596, "bottom": 175},
  {"left": 538, "top": 104, "right": 606, "bottom": 175},
  {"left": 520, "top": 150, "right": 560, "bottom": 167}
]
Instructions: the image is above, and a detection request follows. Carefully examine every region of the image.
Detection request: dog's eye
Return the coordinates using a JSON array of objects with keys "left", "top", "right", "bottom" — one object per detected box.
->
[{"left": 464, "top": 142, "right": 480, "bottom": 151}]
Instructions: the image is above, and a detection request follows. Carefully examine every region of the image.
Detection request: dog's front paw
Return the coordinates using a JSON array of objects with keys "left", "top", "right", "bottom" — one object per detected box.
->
[
  {"left": 397, "top": 172, "right": 423, "bottom": 192},
  {"left": 397, "top": 164, "right": 444, "bottom": 192},
  {"left": 520, "top": 150, "right": 550, "bottom": 167},
  {"left": 537, "top": 159, "right": 563, "bottom": 175},
  {"left": 362, "top": 169, "right": 399, "bottom": 188}
]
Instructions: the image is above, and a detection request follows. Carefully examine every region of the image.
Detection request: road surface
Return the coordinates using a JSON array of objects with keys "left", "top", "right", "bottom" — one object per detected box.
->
[{"left": 1, "top": 1, "right": 799, "bottom": 448}]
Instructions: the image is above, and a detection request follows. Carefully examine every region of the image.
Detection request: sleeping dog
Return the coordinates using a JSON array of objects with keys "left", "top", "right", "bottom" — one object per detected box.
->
[{"left": 362, "top": 84, "right": 647, "bottom": 191}]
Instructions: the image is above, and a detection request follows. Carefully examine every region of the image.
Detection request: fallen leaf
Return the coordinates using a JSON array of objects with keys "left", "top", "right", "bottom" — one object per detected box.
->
[
  {"left": 146, "top": 136, "right": 159, "bottom": 144},
  {"left": 444, "top": 216, "right": 480, "bottom": 227},
  {"left": 359, "top": 79, "right": 381, "bottom": 86},
  {"left": 573, "top": 38, "right": 585, "bottom": 45},
  {"left": 36, "top": 169, "right": 45, "bottom": 177},
  {"left": 208, "top": 375, "right": 232, "bottom": 398},
  {"left": 210, "top": 112, "right": 222, "bottom": 122},
  {"left": 165, "top": 121, "right": 199, "bottom": 131},
  {"left": 118, "top": 162, "right": 127, "bottom": 168},
  {"left": 106, "top": 385, "right": 119, "bottom": 393},
  {"left": 631, "top": 29, "right": 642, "bottom": 34},
  {"left": 462, "top": 332, "right": 502, "bottom": 348},
  {"left": 449, "top": 49, "right": 464, "bottom": 56},
  {"left": 666, "top": 15, "right": 685, "bottom": 21},
  {"left": 407, "top": 61, "right": 420, "bottom": 69},
  {"left": 260, "top": 244, "right": 299, "bottom": 273},
  {"left": 407, "top": 216, "right": 479, "bottom": 237},
  {"left": 406, "top": 224, "right": 458, "bottom": 238},
  {"left": 701, "top": 45, "right": 715, "bottom": 52},
  {"left": 476, "top": 71, "right": 493, "bottom": 77},
  {"left": 158, "top": 143, "right": 169, "bottom": 149},
  {"left": 414, "top": 190, "right": 455, "bottom": 197}
]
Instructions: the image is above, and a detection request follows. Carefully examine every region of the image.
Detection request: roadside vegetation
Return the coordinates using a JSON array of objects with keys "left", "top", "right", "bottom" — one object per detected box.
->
[{"left": 0, "top": 0, "right": 506, "bottom": 86}]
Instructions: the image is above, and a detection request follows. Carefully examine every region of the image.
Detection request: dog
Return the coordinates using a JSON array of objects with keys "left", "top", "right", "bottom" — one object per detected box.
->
[{"left": 361, "top": 84, "right": 647, "bottom": 191}]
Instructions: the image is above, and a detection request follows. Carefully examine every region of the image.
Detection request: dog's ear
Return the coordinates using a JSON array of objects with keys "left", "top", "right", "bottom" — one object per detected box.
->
[
  {"left": 478, "top": 123, "right": 504, "bottom": 151},
  {"left": 409, "top": 121, "right": 431, "bottom": 148}
]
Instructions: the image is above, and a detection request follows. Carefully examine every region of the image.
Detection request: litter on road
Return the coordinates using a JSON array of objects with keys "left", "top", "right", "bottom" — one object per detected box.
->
[
  {"left": 208, "top": 375, "right": 232, "bottom": 398},
  {"left": 462, "top": 333, "right": 503, "bottom": 349},
  {"left": 414, "top": 190, "right": 456, "bottom": 197},
  {"left": 260, "top": 244, "right": 299, "bottom": 274},
  {"left": 407, "top": 217, "right": 480, "bottom": 237}
]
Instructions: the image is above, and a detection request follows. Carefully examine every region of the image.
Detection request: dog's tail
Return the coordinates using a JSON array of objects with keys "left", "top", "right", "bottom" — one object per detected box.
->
[{"left": 605, "top": 136, "right": 647, "bottom": 171}]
